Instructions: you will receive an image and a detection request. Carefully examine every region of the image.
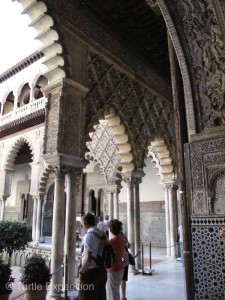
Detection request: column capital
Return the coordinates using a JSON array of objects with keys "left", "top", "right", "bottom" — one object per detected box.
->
[
  {"left": 29, "top": 161, "right": 39, "bottom": 167},
  {"left": 0, "top": 195, "right": 7, "bottom": 201},
  {"left": 66, "top": 168, "right": 82, "bottom": 180},
  {"left": 106, "top": 184, "right": 118, "bottom": 194},
  {"left": 132, "top": 168, "right": 145, "bottom": 180},
  {"left": 161, "top": 181, "right": 174, "bottom": 190},
  {"left": 31, "top": 192, "right": 45, "bottom": 200},
  {"left": 3, "top": 167, "right": 14, "bottom": 173},
  {"left": 54, "top": 168, "right": 66, "bottom": 180},
  {"left": 122, "top": 168, "right": 145, "bottom": 184},
  {"left": 64, "top": 78, "right": 89, "bottom": 95},
  {"left": 44, "top": 153, "right": 88, "bottom": 170}
]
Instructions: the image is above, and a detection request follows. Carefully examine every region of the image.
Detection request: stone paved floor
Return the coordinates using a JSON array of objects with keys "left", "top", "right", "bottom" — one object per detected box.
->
[{"left": 7, "top": 246, "right": 186, "bottom": 300}]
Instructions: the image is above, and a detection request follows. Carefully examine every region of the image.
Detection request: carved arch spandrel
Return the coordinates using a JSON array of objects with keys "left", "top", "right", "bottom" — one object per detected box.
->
[{"left": 86, "top": 106, "right": 135, "bottom": 185}]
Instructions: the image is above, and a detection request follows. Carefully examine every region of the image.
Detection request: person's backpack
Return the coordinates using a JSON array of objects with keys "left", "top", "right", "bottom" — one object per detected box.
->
[{"left": 88, "top": 231, "right": 115, "bottom": 268}]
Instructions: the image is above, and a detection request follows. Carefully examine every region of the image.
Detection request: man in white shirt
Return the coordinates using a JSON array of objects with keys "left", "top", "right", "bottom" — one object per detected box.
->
[{"left": 78, "top": 213, "right": 107, "bottom": 300}]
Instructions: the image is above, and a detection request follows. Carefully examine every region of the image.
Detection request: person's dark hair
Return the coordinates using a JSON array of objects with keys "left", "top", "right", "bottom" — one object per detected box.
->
[
  {"left": 109, "top": 219, "right": 122, "bottom": 235},
  {"left": 82, "top": 213, "right": 95, "bottom": 227}
]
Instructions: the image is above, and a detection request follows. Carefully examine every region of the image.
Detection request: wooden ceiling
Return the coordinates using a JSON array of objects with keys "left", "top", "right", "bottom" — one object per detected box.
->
[{"left": 85, "top": 0, "right": 170, "bottom": 80}]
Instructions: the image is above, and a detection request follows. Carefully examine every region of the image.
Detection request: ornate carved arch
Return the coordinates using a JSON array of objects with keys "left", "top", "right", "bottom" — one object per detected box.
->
[
  {"left": 154, "top": 0, "right": 225, "bottom": 132},
  {"left": 39, "top": 163, "right": 54, "bottom": 194},
  {"left": 15, "top": 0, "right": 65, "bottom": 84},
  {"left": 148, "top": 137, "right": 175, "bottom": 182},
  {"left": 209, "top": 169, "right": 225, "bottom": 215},
  {"left": 146, "top": 0, "right": 196, "bottom": 137},
  {"left": 5, "top": 137, "right": 34, "bottom": 170}
]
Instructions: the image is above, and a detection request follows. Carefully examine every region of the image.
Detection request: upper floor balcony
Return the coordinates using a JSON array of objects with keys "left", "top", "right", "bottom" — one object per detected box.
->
[
  {"left": 0, "top": 96, "right": 47, "bottom": 127},
  {"left": 0, "top": 73, "right": 48, "bottom": 138}
]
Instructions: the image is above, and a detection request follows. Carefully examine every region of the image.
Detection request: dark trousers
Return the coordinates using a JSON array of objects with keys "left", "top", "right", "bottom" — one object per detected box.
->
[{"left": 78, "top": 267, "right": 107, "bottom": 300}]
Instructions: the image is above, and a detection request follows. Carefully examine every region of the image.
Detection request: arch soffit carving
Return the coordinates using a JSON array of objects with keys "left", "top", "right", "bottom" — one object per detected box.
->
[
  {"left": 146, "top": 0, "right": 196, "bottom": 138},
  {"left": 14, "top": 0, "right": 65, "bottom": 85},
  {"left": 86, "top": 106, "right": 135, "bottom": 183},
  {"left": 4, "top": 137, "right": 34, "bottom": 170},
  {"left": 148, "top": 137, "right": 175, "bottom": 182}
]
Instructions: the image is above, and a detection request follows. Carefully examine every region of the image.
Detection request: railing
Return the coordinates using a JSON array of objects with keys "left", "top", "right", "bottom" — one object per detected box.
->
[{"left": 0, "top": 96, "right": 47, "bottom": 126}]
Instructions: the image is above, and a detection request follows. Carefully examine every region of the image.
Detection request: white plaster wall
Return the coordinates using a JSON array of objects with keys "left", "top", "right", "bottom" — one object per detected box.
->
[
  {"left": 119, "top": 158, "right": 164, "bottom": 202},
  {"left": 6, "top": 163, "right": 31, "bottom": 206}
]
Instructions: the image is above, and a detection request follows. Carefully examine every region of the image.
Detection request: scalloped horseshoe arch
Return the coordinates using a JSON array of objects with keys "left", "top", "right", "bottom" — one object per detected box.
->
[
  {"left": 15, "top": 0, "right": 65, "bottom": 84},
  {"left": 148, "top": 137, "right": 175, "bottom": 182},
  {"left": 39, "top": 164, "right": 54, "bottom": 194},
  {"left": 87, "top": 106, "right": 134, "bottom": 175},
  {"left": 5, "top": 137, "right": 34, "bottom": 170}
]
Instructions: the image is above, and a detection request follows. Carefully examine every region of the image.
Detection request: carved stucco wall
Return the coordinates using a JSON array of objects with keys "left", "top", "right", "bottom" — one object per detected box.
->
[
  {"left": 189, "top": 136, "right": 225, "bottom": 299},
  {"left": 87, "top": 50, "right": 174, "bottom": 169},
  {"left": 189, "top": 137, "right": 225, "bottom": 216},
  {"left": 163, "top": 0, "right": 225, "bottom": 131}
]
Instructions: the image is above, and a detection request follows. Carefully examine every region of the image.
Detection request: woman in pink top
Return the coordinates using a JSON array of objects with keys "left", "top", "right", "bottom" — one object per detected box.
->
[{"left": 107, "top": 219, "right": 124, "bottom": 300}]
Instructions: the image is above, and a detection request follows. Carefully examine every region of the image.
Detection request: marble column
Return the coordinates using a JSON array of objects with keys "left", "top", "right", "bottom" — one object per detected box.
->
[
  {"left": 13, "top": 91, "right": 18, "bottom": 115},
  {"left": 107, "top": 189, "right": 114, "bottom": 239},
  {"left": 134, "top": 178, "right": 142, "bottom": 269},
  {"left": 163, "top": 184, "right": 171, "bottom": 258},
  {"left": 125, "top": 177, "right": 135, "bottom": 256},
  {"left": 88, "top": 191, "right": 92, "bottom": 212},
  {"left": 108, "top": 190, "right": 114, "bottom": 221},
  {"left": 0, "top": 197, "right": 6, "bottom": 221},
  {"left": 168, "top": 183, "right": 176, "bottom": 259},
  {"left": 32, "top": 197, "right": 38, "bottom": 241},
  {"left": 113, "top": 190, "right": 119, "bottom": 220},
  {"left": 35, "top": 194, "right": 43, "bottom": 244},
  {"left": 173, "top": 185, "right": 179, "bottom": 257},
  {"left": 47, "top": 169, "right": 66, "bottom": 300},
  {"left": 65, "top": 170, "right": 77, "bottom": 286}
]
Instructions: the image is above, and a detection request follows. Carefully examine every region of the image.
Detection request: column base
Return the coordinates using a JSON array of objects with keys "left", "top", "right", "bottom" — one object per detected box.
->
[
  {"left": 130, "top": 266, "right": 139, "bottom": 275},
  {"left": 141, "top": 268, "right": 155, "bottom": 275}
]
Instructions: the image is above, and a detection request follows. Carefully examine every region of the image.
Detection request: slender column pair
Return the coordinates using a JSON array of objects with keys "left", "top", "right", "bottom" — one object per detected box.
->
[
  {"left": 47, "top": 169, "right": 80, "bottom": 300},
  {"left": 32, "top": 194, "right": 44, "bottom": 243}
]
